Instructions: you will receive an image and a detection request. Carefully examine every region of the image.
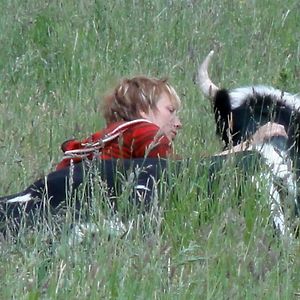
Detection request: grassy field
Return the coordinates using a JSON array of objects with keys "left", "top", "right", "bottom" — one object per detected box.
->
[{"left": 1, "top": 0, "right": 300, "bottom": 298}]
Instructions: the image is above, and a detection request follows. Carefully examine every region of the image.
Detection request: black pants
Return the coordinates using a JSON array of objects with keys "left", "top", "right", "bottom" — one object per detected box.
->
[{"left": 0, "top": 153, "right": 263, "bottom": 232}]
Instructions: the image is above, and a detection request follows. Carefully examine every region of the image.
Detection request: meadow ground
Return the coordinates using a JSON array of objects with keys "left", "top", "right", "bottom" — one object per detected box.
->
[{"left": 0, "top": 0, "right": 300, "bottom": 298}]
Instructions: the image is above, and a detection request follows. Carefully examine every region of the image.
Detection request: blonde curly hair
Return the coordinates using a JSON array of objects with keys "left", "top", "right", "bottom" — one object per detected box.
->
[{"left": 102, "top": 76, "right": 181, "bottom": 124}]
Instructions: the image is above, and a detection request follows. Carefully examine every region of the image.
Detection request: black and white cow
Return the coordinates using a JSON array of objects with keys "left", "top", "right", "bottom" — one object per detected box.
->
[
  {"left": 198, "top": 50, "right": 300, "bottom": 235},
  {"left": 198, "top": 51, "right": 300, "bottom": 157}
]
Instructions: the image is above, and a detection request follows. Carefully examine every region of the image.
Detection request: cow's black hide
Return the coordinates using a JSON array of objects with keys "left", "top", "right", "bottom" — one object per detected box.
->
[
  {"left": 214, "top": 88, "right": 300, "bottom": 159},
  {"left": 214, "top": 89, "right": 300, "bottom": 232}
]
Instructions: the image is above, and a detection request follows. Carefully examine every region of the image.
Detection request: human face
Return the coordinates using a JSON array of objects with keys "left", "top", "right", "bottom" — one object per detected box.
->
[{"left": 141, "top": 92, "right": 182, "bottom": 141}]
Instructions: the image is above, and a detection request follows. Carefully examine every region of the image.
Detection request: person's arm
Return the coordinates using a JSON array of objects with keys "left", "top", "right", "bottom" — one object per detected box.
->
[{"left": 217, "top": 122, "right": 288, "bottom": 156}]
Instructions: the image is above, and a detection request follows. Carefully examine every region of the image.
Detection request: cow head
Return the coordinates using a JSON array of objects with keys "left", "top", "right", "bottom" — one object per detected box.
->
[{"left": 197, "top": 50, "right": 300, "bottom": 157}]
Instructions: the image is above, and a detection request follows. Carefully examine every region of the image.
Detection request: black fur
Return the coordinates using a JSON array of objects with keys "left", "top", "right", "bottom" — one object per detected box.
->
[
  {"left": 213, "top": 88, "right": 300, "bottom": 224},
  {"left": 214, "top": 89, "right": 232, "bottom": 146},
  {"left": 214, "top": 88, "right": 300, "bottom": 159}
]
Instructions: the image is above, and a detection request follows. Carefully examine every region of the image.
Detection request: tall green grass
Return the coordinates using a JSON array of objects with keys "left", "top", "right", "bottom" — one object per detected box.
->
[{"left": 1, "top": 0, "right": 300, "bottom": 298}]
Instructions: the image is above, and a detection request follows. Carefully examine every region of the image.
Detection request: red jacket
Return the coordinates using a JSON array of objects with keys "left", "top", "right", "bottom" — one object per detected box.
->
[{"left": 56, "top": 119, "right": 172, "bottom": 170}]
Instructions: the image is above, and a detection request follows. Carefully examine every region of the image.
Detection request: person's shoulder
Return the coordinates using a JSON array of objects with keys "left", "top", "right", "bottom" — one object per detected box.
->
[
  {"left": 130, "top": 119, "right": 159, "bottom": 129},
  {"left": 108, "top": 119, "right": 158, "bottom": 131},
  {"left": 128, "top": 120, "right": 160, "bottom": 136}
]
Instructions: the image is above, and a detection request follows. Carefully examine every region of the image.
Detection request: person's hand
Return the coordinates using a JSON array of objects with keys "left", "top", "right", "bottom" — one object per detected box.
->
[
  {"left": 216, "top": 122, "right": 288, "bottom": 156},
  {"left": 251, "top": 122, "right": 288, "bottom": 145}
]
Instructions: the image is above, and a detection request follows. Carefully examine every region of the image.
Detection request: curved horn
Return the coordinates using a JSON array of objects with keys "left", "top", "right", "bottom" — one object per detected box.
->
[{"left": 197, "top": 50, "right": 219, "bottom": 99}]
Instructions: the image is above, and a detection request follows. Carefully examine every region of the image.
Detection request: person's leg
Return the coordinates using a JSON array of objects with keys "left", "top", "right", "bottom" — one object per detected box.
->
[{"left": 0, "top": 158, "right": 170, "bottom": 232}]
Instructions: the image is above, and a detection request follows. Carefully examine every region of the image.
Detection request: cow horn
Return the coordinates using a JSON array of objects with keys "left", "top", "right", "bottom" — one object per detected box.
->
[{"left": 197, "top": 50, "right": 219, "bottom": 99}]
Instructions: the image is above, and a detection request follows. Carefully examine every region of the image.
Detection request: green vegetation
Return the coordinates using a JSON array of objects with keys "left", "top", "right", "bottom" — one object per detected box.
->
[{"left": 0, "top": 0, "right": 300, "bottom": 298}]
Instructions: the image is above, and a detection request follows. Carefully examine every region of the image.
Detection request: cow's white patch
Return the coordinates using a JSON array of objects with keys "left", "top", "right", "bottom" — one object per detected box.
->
[
  {"left": 254, "top": 142, "right": 297, "bottom": 235},
  {"left": 6, "top": 193, "right": 32, "bottom": 203},
  {"left": 230, "top": 85, "right": 300, "bottom": 111},
  {"left": 68, "top": 217, "right": 128, "bottom": 245}
]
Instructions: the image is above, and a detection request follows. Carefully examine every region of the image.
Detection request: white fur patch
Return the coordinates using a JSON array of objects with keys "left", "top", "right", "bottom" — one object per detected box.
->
[
  {"left": 254, "top": 142, "right": 297, "bottom": 235},
  {"left": 134, "top": 185, "right": 151, "bottom": 192},
  {"left": 6, "top": 193, "right": 32, "bottom": 203},
  {"left": 229, "top": 85, "right": 300, "bottom": 111},
  {"left": 69, "top": 218, "right": 128, "bottom": 245}
]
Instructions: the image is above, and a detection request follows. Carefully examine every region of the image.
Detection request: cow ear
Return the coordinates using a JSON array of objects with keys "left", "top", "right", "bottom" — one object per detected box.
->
[
  {"left": 214, "top": 89, "right": 231, "bottom": 116},
  {"left": 213, "top": 89, "right": 232, "bottom": 146}
]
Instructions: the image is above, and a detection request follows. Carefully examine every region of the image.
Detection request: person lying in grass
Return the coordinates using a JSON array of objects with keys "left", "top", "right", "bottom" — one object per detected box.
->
[
  {"left": 56, "top": 76, "right": 182, "bottom": 170},
  {"left": 0, "top": 75, "right": 288, "bottom": 234},
  {"left": 56, "top": 75, "right": 287, "bottom": 170}
]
